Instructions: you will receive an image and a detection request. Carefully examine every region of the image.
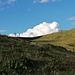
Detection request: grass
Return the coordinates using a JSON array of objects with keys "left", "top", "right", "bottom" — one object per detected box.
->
[{"left": 32, "top": 28, "right": 75, "bottom": 51}]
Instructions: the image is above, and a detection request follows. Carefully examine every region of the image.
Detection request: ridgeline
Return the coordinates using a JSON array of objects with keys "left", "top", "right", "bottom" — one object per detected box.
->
[
  {"left": 32, "top": 28, "right": 75, "bottom": 52},
  {"left": 0, "top": 30, "right": 75, "bottom": 75}
]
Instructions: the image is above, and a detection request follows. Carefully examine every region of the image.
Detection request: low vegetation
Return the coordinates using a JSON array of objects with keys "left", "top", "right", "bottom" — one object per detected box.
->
[{"left": 0, "top": 32, "right": 75, "bottom": 75}]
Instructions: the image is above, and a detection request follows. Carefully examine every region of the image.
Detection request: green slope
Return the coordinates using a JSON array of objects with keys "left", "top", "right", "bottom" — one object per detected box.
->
[
  {"left": 32, "top": 28, "right": 75, "bottom": 51},
  {"left": 0, "top": 34, "right": 75, "bottom": 75}
]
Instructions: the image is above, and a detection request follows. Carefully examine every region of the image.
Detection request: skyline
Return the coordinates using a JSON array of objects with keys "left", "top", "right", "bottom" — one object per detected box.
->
[{"left": 0, "top": 0, "right": 75, "bottom": 35}]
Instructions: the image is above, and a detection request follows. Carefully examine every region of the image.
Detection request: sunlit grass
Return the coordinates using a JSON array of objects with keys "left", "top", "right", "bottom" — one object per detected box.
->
[{"left": 32, "top": 28, "right": 75, "bottom": 51}]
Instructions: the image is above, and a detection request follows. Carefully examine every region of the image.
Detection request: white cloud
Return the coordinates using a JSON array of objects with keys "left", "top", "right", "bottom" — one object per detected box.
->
[
  {"left": 40, "top": 0, "right": 49, "bottom": 3},
  {"left": 0, "top": 0, "right": 16, "bottom": 10},
  {"left": 9, "top": 21, "right": 59, "bottom": 37},
  {"left": 33, "top": 0, "right": 61, "bottom": 3},
  {"left": 67, "top": 16, "right": 75, "bottom": 21},
  {"left": 33, "top": 0, "right": 50, "bottom": 3},
  {"left": 7, "top": 0, "right": 16, "bottom": 4}
]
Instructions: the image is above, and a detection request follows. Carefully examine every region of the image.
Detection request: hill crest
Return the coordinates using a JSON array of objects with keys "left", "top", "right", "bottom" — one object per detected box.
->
[{"left": 32, "top": 28, "right": 75, "bottom": 51}]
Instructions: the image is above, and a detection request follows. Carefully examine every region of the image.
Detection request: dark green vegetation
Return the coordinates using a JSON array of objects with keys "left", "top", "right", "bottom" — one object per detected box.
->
[{"left": 0, "top": 33, "right": 75, "bottom": 75}]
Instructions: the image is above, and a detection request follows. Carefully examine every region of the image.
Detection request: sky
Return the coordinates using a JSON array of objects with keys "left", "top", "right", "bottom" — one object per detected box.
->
[{"left": 0, "top": 0, "right": 75, "bottom": 36}]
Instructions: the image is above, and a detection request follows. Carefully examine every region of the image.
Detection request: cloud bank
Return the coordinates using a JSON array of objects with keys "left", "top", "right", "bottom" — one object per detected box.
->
[{"left": 9, "top": 21, "right": 59, "bottom": 37}]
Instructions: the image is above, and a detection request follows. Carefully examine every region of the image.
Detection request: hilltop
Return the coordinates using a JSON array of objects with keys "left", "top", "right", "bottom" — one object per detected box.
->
[
  {"left": 0, "top": 34, "right": 75, "bottom": 74},
  {"left": 32, "top": 28, "right": 75, "bottom": 51}
]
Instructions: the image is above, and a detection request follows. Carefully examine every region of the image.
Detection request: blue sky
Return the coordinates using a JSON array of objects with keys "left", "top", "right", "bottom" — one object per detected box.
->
[{"left": 0, "top": 0, "right": 75, "bottom": 35}]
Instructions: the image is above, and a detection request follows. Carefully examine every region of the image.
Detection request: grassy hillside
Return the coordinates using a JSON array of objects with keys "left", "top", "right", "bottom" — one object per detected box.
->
[
  {"left": 0, "top": 34, "right": 75, "bottom": 75},
  {"left": 32, "top": 28, "right": 75, "bottom": 51}
]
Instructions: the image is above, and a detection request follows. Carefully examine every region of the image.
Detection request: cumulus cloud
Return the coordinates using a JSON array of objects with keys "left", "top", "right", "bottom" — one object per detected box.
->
[
  {"left": 33, "top": 0, "right": 61, "bottom": 3},
  {"left": 67, "top": 16, "right": 75, "bottom": 21},
  {"left": 9, "top": 21, "right": 59, "bottom": 37},
  {"left": 0, "top": 0, "right": 16, "bottom": 10}
]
